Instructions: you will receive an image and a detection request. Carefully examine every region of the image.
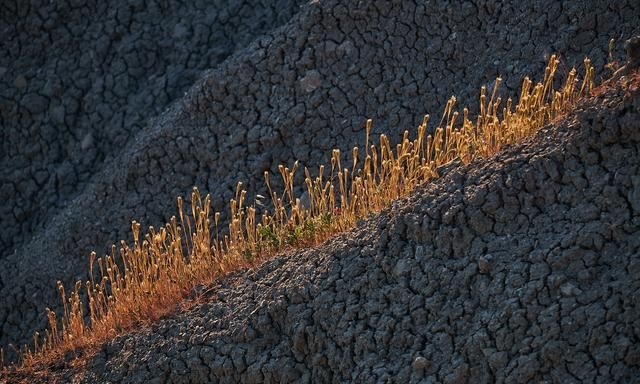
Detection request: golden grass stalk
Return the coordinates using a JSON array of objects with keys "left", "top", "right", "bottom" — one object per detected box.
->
[{"left": 6, "top": 54, "right": 593, "bottom": 372}]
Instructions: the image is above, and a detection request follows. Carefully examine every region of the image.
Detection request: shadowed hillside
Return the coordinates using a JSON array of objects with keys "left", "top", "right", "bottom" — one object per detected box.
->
[
  {"left": 0, "top": 0, "right": 307, "bottom": 353},
  {"left": 1, "top": 0, "right": 639, "bottom": 381},
  {"left": 64, "top": 68, "right": 640, "bottom": 383}
]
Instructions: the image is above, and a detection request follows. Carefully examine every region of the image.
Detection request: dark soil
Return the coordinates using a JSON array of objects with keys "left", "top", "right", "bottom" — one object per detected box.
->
[
  {"left": 1, "top": 0, "right": 639, "bottom": 382},
  {"left": 75, "top": 73, "right": 640, "bottom": 383}
]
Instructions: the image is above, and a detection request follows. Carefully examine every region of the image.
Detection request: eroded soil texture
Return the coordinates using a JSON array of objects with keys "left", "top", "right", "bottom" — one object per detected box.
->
[
  {"left": 1, "top": 0, "right": 639, "bottom": 382},
  {"left": 78, "top": 74, "right": 640, "bottom": 383}
]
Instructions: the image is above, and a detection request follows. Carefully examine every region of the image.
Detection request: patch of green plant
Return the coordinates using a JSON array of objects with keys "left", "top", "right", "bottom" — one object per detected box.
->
[{"left": 258, "top": 224, "right": 280, "bottom": 248}]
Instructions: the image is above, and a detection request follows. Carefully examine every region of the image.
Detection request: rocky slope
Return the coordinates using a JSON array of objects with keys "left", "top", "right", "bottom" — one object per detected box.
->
[
  {"left": 1, "top": 0, "right": 639, "bottom": 373},
  {"left": 76, "top": 71, "right": 640, "bottom": 383}
]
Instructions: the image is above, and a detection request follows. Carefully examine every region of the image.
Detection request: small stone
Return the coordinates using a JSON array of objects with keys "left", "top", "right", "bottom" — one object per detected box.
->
[
  {"left": 560, "top": 282, "right": 577, "bottom": 297},
  {"left": 478, "top": 256, "right": 492, "bottom": 273},
  {"left": 624, "top": 35, "right": 640, "bottom": 68},
  {"left": 299, "top": 70, "right": 322, "bottom": 93},
  {"left": 336, "top": 40, "right": 355, "bottom": 57},
  {"left": 173, "top": 23, "right": 190, "bottom": 39},
  {"left": 81, "top": 132, "right": 94, "bottom": 150},
  {"left": 412, "top": 356, "right": 430, "bottom": 371},
  {"left": 393, "top": 259, "right": 412, "bottom": 276}
]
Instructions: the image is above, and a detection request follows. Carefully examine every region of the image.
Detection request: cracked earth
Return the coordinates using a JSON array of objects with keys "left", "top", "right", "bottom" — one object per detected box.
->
[{"left": 1, "top": 0, "right": 639, "bottom": 382}]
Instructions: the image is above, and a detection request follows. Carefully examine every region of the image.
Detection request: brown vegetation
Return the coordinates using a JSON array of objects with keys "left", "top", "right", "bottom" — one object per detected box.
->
[{"left": 1, "top": 54, "right": 595, "bottom": 379}]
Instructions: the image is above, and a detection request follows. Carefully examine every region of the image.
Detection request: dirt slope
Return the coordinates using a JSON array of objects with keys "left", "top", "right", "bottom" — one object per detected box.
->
[
  {"left": 1, "top": 0, "right": 639, "bottom": 368},
  {"left": 0, "top": 0, "right": 307, "bottom": 352},
  {"left": 0, "top": 0, "right": 306, "bottom": 258},
  {"left": 74, "top": 74, "right": 640, "bottom": 383}
]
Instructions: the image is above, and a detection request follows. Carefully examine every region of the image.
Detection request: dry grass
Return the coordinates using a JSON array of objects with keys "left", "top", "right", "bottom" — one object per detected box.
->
[{"left": 1, "top": 54, "right": 594, "bottom": 377}]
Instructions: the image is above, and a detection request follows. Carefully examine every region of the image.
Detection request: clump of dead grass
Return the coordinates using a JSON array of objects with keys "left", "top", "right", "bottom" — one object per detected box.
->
[{"left": 1, "top": 54, "right": 594, "bottom": 376}]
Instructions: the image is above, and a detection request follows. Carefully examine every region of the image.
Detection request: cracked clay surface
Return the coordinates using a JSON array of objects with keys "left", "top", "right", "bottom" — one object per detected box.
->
[
  {"left": 78, "top": 78, "right": 640, "bottom": 383},
  {"left": 1, "top": 0, "right": 639, "bottom": 380}
]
